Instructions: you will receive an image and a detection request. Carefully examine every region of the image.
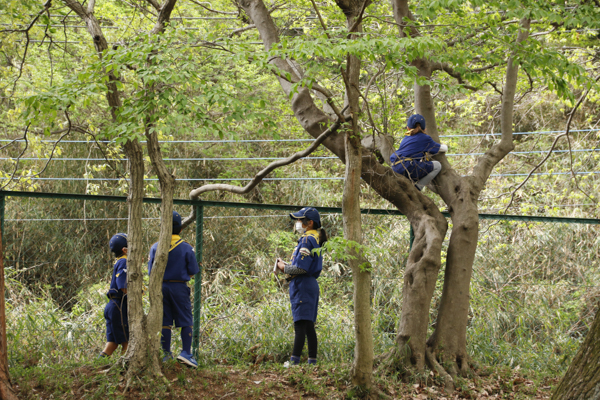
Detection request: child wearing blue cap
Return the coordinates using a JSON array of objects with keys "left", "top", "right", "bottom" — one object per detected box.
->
[
  {"left": 100, "top": 233, "right": 129, "bottom": 357},
  {"left": 390, "top": 114, "right": 448, "bottom": 190},
  {"left": 275, "top": 207, "right": 327, "bottom": 366},
  {"left": 148, "top": 211, "right": 200, "bottom": 368}
]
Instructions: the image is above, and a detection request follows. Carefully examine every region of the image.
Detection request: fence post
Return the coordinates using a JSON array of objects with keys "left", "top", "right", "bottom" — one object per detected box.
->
[
  {"left": 0, "top": 195, "right": 4, "bottom": 246},
  {"left": 192, "top": 204, "right": 204, "bottom": 357}
]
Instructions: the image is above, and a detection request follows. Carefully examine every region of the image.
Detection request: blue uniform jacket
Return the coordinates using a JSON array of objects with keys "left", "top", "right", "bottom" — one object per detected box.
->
[
  {"left": 148, "top": 235, "right": 199, "bottom": 281},
  {"left": 107, "top": 256, "right": 127, "bottom": 299},
  {"left": 390, "top": 132, "right": 442, "bottom": 181},
  {"left": 288, "top": 230, "right": 322, "bottom": 322}
]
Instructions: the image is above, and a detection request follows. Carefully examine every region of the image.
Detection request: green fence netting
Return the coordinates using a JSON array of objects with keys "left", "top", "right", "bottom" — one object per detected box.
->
[{"left": 1, "top": 191, "right": 599, "bottom": 371}]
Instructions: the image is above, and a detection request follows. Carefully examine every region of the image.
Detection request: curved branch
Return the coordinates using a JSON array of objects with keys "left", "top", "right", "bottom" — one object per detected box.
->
[
  {"left": 0, "top": 124, "right": 30, "bottom": 191},
  {"left": 10, "top": 1, "right": 52, "bottom": 96},
  {"left": 470, "top": 17, "right": 530, "bottom": 189},
  {"left": 181, "top": 119, "right": 342, "bottom": 229}
]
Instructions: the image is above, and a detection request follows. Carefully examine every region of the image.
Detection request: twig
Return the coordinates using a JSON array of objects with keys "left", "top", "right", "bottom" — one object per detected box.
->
[
  {"left": 347, "top": 0, "right": 370, "bottom": 36},
  {"left": 308, "top": 0, "right": 330, "bottom": 39},
  {"left": 0, "top": 123, "right": 30, "bottom": 191},
  {"left": 503, "top": 78, "right": 599, "bottom": 212},
  {"left": 229, "top": 24, "right": 255, "bottom": 37},
  {"left": 10, "top": 1, "right": 52, "bottom": 96},
  {"left": 188, "top": 0, "right": 237, "bottom": 15}
]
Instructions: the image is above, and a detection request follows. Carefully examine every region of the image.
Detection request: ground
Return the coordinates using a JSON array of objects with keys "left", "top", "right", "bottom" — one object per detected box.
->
[{"left": 11, "top": 359, "right": 560, "bottom": 400}]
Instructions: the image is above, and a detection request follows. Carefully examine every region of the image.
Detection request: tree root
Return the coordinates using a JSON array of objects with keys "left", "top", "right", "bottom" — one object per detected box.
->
[
  {"left": 425, "top": 348, "right": 454, "bottom": 394},
  {"left": 375, "top": 343, "right": 414, "bottom": 376}
]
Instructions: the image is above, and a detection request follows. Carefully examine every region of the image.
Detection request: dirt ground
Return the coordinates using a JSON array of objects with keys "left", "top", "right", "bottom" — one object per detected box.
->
[{"left": 12, "top": 360, "right": 559, "bottom": 399}]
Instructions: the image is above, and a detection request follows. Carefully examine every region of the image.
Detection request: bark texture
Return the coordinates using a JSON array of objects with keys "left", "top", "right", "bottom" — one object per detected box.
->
[
  {"left": 0, "top": 229, "right": 18, "bottom": 400},
  {"left": 122, "top": 140, "right": 155, "bottom": 374},
  {"left": 338, "top": 0, "right": 374, "bottom": 388},
  {"left": 552, "top": 309, "right": 600, "bottom": 400}
]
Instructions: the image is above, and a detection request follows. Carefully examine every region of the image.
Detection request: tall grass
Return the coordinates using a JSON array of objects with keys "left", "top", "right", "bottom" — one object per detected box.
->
[{"left": 4, "top": 200, "right": 600, "bottom": 379}]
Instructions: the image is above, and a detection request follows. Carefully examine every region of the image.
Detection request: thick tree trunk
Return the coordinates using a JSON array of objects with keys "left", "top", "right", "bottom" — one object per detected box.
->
[
  {"left": 418, "top": 19, "right": 529, "bottom": 380},
  {"left": 0, "top": 228, "right": 18, "bottom": 400},
  {"left": 239, "top": 0, "right": 448, "bottom": 374},
  {"left": 552, "top": 309, "right": 600, "bottom": 399}
]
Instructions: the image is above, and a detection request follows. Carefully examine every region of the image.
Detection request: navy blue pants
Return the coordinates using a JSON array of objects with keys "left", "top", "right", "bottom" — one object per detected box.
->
[
  {"left": 104, "top": 297, "right": 128, "bottom": 344},
  {"left": 162, "top": 282, "right": 193, "bottom": 327}
]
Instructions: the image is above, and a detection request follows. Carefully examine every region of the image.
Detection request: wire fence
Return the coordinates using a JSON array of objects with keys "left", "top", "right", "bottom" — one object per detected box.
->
[{"left": 1, "top": 191, "right": 599, "bottom": 370}]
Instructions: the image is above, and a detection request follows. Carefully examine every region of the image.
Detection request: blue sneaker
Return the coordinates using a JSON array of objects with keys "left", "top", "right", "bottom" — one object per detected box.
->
[
  {"left": 162, "top": 351, "right": 173, "bottom": 362},
  {"left": 177, "top": 351, "right": 198, "bottom": 368}
]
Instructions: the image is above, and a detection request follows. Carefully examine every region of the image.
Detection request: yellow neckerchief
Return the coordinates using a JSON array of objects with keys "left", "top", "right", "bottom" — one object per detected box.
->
[
  {"left": 114, "top": 255, "right": 127, "bottom": 266},
  {"left": 170, "top": 235, "right": 184, "bottom": 252},
  {"left": 302, "top": 229, "right": 320, "bottom": 245},
  {"left": 114, "top": 255, "right": 127, "bottom": 278}
]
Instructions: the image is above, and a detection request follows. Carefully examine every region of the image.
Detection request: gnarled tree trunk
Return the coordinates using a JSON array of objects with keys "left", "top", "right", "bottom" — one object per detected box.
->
[{"left": 239, "top": 0, "right": 449, "bottom": 376}]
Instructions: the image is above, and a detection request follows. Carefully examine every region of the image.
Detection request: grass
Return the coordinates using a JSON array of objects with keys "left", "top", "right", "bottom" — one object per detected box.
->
[{"left": 4, "top": 211, "right": 599, "bottom": 398}]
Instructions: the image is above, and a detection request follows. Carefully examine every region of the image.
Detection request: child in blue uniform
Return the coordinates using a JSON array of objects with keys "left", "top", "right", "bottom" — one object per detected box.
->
[
  {"left": 276, "top": 207, "right": 327, "bottom": 366},
  {"left": 100, "top": 233, "right": 129, "bottom": 357},
  {"left": 390, "top": 114, "right": 448, "bottom": 190},
  {"left": 148, "top": 211, "right": 200, "bottom": 368}
]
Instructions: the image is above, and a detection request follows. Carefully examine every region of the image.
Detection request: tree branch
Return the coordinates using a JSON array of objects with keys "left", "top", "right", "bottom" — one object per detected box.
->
[
  {"left": 145, "top": 0, "right": 161, "bottom": 11},
  {"left": 308, "top": 0, "right": 330, "bottom": 38},
  {"left": 470, "top": 17, "right": 530, "bottom": 189},
  {"left": 87, "top": 0, "right": 97, "bottom": 14},
  {"left": 181, "top": 119, "right": 342, "bottom": 229},
  {"left": 0, "top": 124, "right": 30, "bottom": 191},
  {"left": 347, "top": 0, "right": 370, "bottom": 36},
  {"left": 188, "top": 0, "right": 237, "bottom": 14},
  {"left": 503, "top": 78, "right": 597, "bottom": 212}
]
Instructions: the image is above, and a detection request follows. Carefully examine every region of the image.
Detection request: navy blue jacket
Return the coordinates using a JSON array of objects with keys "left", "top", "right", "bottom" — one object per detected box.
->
[
  {"left": 148, "top": 235, "right": 199, "bottom": 281},
  {"left": 390, "top": 132, "right": 442, "bottom": 180},
  {"left": 106, "top": 256, "right": 127, "bottom": 299},
  {"left": 288, "top": 230, "right": 322, "bottom": 322}
]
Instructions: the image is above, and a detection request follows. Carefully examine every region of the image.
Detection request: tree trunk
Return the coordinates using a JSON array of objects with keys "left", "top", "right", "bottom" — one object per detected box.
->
[
  {"left": 62, "top": 0, "right": 179, "bottom": 379},
  {"left": 426, "top": 19, "right": 530, "bottom": 379},
  {"left": 0, "top": 225, "right": 18, "bottom": 400},
  {"left": 132, "top": 127, "right": 176, "bottom": 376},
  {"left": 339, "top": 5, "right": 374, "bottom": 387},
  {"left": 239, "top": 0, "right": 448, "bottom": 374},
  {"left": 552, "top": 309, "right": 600, "bottom": 399},
  {"left": 122, "top": 140, "right": 164, "bottom": 377}
]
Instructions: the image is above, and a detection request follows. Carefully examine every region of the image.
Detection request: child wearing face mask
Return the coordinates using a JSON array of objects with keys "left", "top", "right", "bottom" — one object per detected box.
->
[{"left": 275, "top": 207, "right": 327, "bottom": 366}]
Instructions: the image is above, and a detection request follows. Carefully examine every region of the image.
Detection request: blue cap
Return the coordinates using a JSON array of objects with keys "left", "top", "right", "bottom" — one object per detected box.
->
[
  {"left": 407, "top": 114, "right": 426, "bottom": 130},
  {"left": 173, "top": 211, "right": 182, "bottom": 233},
  {"left": 109, "top": 233, "right": 128, "bottom": 253},
  {"left": 290, "top": 207, "right": 321, "bottom": 229}
]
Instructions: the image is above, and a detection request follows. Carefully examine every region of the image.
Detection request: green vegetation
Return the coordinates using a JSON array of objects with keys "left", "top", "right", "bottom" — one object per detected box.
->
[{"left": 1, "top": 0, "right": 600, "bottom": 397}]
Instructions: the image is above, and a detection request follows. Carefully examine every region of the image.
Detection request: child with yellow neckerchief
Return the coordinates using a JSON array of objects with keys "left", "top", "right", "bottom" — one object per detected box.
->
[
  {"left": 99, "top": 233, "right": 129, "bottom": 357},
  {"left": 276, "top": 207, "right": 327, "bottom": 366},
  {"left": 148, "top": 211, "right": 199, "bottom": 367}
]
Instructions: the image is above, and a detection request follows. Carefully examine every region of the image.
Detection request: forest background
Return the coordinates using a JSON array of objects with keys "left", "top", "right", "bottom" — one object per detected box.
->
[{"left": 0, "top": 0, "right": 599, "bottom": 398}]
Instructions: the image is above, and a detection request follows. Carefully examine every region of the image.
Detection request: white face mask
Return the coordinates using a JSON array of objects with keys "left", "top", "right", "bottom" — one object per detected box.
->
[{"left": 295, "top": 221, "right": 305, "bottom": 234}]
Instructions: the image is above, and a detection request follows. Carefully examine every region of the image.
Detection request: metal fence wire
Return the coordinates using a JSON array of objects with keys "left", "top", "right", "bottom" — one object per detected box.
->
[{"left": 1, "top": 191, "right": 599, "bottom": 370}]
